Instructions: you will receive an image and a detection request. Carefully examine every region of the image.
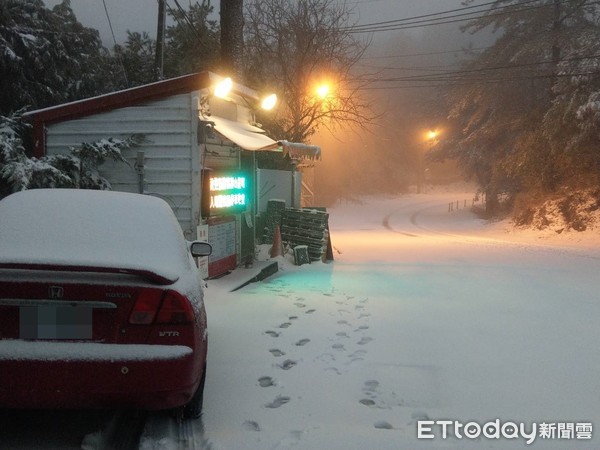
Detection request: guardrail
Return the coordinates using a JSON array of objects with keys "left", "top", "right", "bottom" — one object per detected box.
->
[{"left": 448, "top": 196, "right": 485, "bottom": 212}]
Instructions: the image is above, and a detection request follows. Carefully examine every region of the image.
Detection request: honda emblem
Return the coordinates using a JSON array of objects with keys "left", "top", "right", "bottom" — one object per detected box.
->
[{"left": 48, "top": 286, "right": 64, "bottom": 299}]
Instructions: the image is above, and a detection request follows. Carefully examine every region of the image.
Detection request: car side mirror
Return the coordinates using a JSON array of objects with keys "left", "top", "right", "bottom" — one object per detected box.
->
[{"left": 189, "top": 241, "right": 212, "bottom": 257}]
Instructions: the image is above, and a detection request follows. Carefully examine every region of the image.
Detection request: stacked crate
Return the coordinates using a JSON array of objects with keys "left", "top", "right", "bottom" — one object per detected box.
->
[
  {"left": 261, "top": 199, "right": 287, "bottom": 244},
  {"left": 280, "top": 208, "right": 329, "bottom": 262}
]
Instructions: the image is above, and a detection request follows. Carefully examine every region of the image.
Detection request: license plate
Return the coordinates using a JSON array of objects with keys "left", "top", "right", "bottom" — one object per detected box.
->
[{"left": 20, "top": 306, "right": 92, "bottom": 340}]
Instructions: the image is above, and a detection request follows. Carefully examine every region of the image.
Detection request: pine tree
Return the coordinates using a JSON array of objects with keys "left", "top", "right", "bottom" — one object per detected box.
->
[
  {"left": 163, "top": 1, "right": 220, "bottom": 78},
  {"left": 437, "top": 0, "right": 600, "bottom": 212},
  {"left": 114, "top": 31, "right": 157, "bottom": 87},
  {"left": 0, "top": 0, "right": 119, "bottom": 116}
]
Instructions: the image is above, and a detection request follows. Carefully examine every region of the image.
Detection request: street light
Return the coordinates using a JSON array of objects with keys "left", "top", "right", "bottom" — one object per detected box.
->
[
  {"left": 316, "top": 84, "right": 330, "bottom": 99},
  {"left": 418, "top": 129, "right": 440, "bottom": 194}
]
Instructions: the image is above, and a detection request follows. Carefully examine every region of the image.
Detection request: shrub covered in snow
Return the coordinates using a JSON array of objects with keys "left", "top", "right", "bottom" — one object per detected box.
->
[
  {"left": 0, "top": 112, "right": 143, "bottom": 197},
  {"left": 513, "top": 190, "right": 600, "bottom": 232}
]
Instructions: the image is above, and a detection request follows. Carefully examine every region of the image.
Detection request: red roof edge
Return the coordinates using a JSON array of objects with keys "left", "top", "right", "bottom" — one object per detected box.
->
[{"left": 24, "top": 72, "right": 212, "bottom": 157}]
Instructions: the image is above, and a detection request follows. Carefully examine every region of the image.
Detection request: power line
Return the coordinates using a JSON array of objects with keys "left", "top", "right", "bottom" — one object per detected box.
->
[
  {"left": 362, "top": 46, "right": 491, "bottom": 60},
  {"left": 102, "top": 0, "right": 128, "bottom": 87},
  {"left": 343, "top": 0, "right": 515, "bottom": 31},
  {"left": 359, "top": 52, "right": 600, "bottom": 78},
  {"left": 167, "top": 0, "right": 204, "bottom": 41},
  {"left": 357, "top": 68, "right": 600, "bottom": 89},
  {"left": 350, "top": 51, "right": 600, "bottom": 90},
  {"left": 345, "top": 0, "right": 577, "bottom": 34},
  {"left": 368, "top": 66, "right": 600, "bottom": 85}
]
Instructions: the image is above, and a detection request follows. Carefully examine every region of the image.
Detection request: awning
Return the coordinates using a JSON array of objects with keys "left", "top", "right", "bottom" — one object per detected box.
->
[
  {"left": 205, "top": 115, "right": 279, "bottom": 151},
  {"left": 203, "top": 115, "right": 321, "bottom": 160},
  {"left": 278, "top": 140, "right": 321, "bottom": 161}
]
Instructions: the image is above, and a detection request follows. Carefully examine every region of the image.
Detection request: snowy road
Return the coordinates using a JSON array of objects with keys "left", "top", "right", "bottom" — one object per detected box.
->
[
  {"left": 2, "top": 189, "right": 599, "bottom": 449},
  {"left": 200, "top": 190, "right": 600, "bottom": 450}
]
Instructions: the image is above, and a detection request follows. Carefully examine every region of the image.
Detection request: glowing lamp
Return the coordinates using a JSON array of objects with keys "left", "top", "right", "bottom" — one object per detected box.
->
[
  {"left": 261, "top": 93, "right": 278, "bottom": 111},
  {"left": 316, "top": 84, "right": 330, "bottom": 99},
  {"left": 214, "top": 77, "right": 233, "bottom": 98}
]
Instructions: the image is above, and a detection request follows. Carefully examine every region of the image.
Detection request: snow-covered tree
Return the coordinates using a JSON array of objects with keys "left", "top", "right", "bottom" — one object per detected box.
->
[
  {"left": 163, "top": 1, "right": 220, "bottom": 78},
  {"left": 435, "top": 1, "right": 600, "bottom": 213},
  {"left": 0, "top": 0, "right": 119, "bottom": 116},
  {"left": 0, "top": 112, "right": 142, "bottom": 197},
  {"left": 113, "top": 32, "right": 157, "bottom": 88}
]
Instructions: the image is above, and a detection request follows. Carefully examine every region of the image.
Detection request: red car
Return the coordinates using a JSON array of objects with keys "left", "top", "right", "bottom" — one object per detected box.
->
[{"left": 0, "top": 189, "right": 211, "bottom": 418}]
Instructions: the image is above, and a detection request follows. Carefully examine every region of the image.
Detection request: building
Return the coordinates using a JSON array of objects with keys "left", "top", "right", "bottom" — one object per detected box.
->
[{"left": 24, "top": 72, "right": 320, "bottom": 278}]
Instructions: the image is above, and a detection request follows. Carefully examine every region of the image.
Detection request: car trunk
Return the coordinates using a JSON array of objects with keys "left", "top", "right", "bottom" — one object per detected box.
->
[{"left": 0, "top": 270, "right": 160, "bottom": 344}]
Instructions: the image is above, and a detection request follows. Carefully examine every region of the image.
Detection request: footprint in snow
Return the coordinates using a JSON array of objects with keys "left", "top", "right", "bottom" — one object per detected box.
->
[
  {"left": 305, "top": 309, "right": 316, "bottom": 314},
  {"left": 279, "top": 322, "right": 292, "bottom": 328},
  {"left": 265, "top": 330, "right": 280, "bottom": 338},
  {"left": 374, "top": 420, "right": 394, "bottom": 430},
  {"left": 258, "top": 376, "right": 275, "bottom": 388},
  {"left": 359, "top": 399, "right": 376, "bottom": 407},
  {"left": 363, "top": 380, "right": 380, "bottom": 392},
  {"left": 355, "top": 325, "right": 369, "bottom": 332},
  {"left": 269, "top": 348, "right": 285, "bottom": 357},
  {"left": 357, "top": 336, "right": 373, "bottom": 345},
  {"left": 278, "top": 359, "right": 297, "bottom": 370},
  {"left": 295, "top": 338, "right": 310, "bottom": 346},
  {"left": 336, "top": 331, "right": 349, "bottom": 338},
  {"left": 357, "top": 337, "right": 373, "bottom": 346},
  {"left": 289, "top": 315, "right": 298, "bottom": 321},
  {"left": 332, "top": 343, "right": 345, "bottom": 351},
  {"left": 243, "top": 421, "right": 261, "bottom": 431},
  {"left": 265, "top": 396, "right": 290, "bottom": 409},
  {"left": 294, "top": 302, "right": 306, "bottom": 308}
]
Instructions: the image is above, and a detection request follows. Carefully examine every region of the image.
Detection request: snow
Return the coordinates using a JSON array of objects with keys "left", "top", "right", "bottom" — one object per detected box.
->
[
  {"left": 171, "top": 184, "right": 600, "bottom": 449},
  {"left": 0, "top": 189, "right": 191, "bottom": 284}
]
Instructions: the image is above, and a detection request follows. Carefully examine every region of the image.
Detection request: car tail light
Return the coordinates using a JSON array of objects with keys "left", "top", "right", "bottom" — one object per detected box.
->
[
  {"left": 129, "top": 289, "right": 163, "bottom": 324},
  {"left": 156, "top": 290, "right": 194, "bottom": 324}
]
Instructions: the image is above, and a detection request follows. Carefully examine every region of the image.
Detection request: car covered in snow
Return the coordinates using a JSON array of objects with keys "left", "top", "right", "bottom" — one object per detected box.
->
[{"left": 0, "top": 189, "right": 211, "bottom": 418}]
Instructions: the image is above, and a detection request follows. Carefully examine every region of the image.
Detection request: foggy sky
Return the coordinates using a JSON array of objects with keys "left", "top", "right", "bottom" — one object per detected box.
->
[{"left": 42, "top": 0, "right": 487, "bottom": 49}]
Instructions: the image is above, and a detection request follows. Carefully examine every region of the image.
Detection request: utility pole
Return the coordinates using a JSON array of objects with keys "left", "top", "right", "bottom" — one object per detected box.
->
[{"left": 155, "top": 0, "right": 166, "bottom": 81}]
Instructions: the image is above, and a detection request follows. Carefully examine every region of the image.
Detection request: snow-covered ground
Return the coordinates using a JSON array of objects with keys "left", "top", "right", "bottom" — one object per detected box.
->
[{"left": 156, "top": 184, "right": 600, "bottom": 449}]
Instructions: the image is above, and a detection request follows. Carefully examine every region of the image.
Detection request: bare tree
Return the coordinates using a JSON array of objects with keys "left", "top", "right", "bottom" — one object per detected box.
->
[{"left": 244, "top": 0, "right": 374, "bottom": 143}]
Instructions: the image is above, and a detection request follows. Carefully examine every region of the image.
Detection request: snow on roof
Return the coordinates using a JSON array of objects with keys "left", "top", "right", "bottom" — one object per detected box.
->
[{"left": 0, "top": 189, "right": 191, "bottom": 284}]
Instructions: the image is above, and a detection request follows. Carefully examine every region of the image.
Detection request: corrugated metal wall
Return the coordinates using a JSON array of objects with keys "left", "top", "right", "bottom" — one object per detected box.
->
[{"left": 45, "top": 94, "right": 199, "bottom": 238}]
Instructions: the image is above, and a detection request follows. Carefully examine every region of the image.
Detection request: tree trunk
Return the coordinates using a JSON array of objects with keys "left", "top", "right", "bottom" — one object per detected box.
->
[{"left": 220, "top": 0, "right": 244, "bottom": 79}]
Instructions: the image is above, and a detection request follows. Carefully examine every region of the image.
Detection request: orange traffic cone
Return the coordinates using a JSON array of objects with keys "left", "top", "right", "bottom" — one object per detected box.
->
[{"left": 270, "top": 225, "right": 283, "bottom": 257}]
